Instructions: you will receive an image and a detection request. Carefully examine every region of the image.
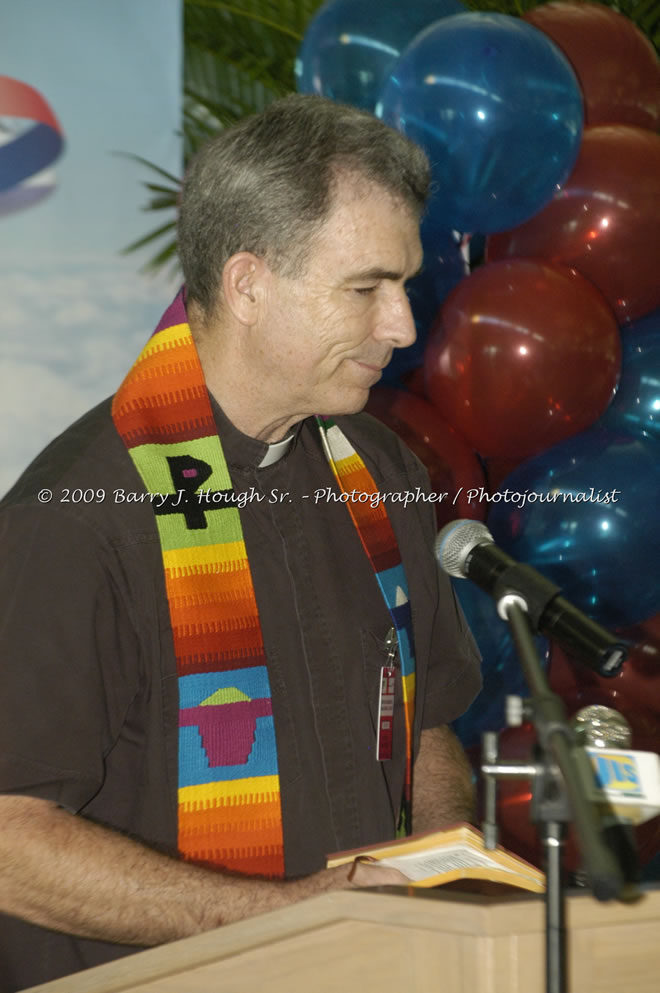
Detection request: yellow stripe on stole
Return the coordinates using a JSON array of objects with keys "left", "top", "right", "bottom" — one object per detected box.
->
[
  {"left": 402, "top": 673, "right": 416, "bottom": 738},
  {"left": 179, "top": 775, "right": 281, "bottom": 808},
  {"left": 331, "top": 452, "right": 365, "bottom": 475},
  {"left": 163, "top": 541, "right": 248, "bottom": 578},
  {"left": 401, "top": 672, "right": 416, "bottom": 699},
  {"left": 140, "top": 323, "right": 191, "bottom": 359}
]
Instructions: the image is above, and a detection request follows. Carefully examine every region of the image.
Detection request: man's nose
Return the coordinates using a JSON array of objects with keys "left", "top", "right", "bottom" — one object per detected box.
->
[{"left": 374, "top": 286, "right": 417, "bottom": 349}]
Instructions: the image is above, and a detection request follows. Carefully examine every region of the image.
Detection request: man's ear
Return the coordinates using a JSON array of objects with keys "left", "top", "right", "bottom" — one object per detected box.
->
[{"left": 222, "top": 252, "right": 268, "bottom": 326}]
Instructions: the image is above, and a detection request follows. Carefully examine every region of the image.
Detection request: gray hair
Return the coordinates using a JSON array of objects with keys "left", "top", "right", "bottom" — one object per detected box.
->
[{"left": 178, "top": 94, "right": 430, "bottom": 316}]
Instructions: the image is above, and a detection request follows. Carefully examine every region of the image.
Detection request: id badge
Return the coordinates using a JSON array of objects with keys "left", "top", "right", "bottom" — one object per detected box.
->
[{"left": 377, "top": 666, "right": 396, "bottom": 761}]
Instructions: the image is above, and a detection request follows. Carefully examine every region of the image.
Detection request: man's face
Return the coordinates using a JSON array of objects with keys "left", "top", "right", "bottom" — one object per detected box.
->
[{"left": 254, "top": 176, "right": 423, "bottom": 421}]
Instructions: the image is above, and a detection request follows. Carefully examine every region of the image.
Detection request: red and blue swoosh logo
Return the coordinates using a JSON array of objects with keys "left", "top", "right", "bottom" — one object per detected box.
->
[{"left": 0, "top": 74, "right": 65, "bottom": 215}]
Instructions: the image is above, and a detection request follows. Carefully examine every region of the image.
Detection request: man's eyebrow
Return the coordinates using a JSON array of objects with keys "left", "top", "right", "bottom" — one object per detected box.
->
[{"left": 348, "top": 264, "right": 424, "bottom": 282}]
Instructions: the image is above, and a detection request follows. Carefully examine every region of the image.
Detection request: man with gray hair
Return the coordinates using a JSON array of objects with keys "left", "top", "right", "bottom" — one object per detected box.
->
[{"left": 0, "top": 95, "right": 480, "bottom": 990}]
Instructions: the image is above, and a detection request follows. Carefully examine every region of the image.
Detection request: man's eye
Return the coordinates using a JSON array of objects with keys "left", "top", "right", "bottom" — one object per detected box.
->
[{"left": 355, "top": 286, "right": 377, "bottom": 296}]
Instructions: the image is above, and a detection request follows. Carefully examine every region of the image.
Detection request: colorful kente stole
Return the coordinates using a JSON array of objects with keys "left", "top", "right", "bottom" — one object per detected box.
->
[{"left": 111, "top": 290, "right": 416, "bottom": 876}]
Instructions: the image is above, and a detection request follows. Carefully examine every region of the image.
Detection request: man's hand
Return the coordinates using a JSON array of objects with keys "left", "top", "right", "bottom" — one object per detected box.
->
[{"left": 347, "top": 858, "right": 410, "bottom": 888}]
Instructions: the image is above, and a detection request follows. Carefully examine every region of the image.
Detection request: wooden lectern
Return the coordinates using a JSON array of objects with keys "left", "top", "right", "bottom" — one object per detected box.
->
[{"left": 25, "top": 885, "right": 660, "bottom": 993}]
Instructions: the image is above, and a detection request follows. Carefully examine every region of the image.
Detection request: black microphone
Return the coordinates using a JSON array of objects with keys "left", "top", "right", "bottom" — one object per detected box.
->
[{"left": 436, "top": 519, "right": 628, "bottom": 677}]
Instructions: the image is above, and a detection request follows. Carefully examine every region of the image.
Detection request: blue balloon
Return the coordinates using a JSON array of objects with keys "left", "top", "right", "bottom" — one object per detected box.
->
[
  {"left": 451, "top": 578, "right": 548, "bottom": 749},
  {"left": 296, "top": 0, "right": 465, "bottom": 111},
  {"left": 488, "top": 427, "right": 660, "bottom": 629},
  {"left": 382, "top": 227, "right": 466, "bottom": 384},
  {"left": 376, "top": 12, "right": 584, "bottom": 233},
  {"left": 599, "top": 308, "right": 660, "bottom": 441}
]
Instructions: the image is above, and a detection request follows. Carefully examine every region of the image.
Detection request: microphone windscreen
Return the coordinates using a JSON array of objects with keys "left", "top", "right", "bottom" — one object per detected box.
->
[{"left": 435, "top": 519, "right": 494, "bottom": 578}]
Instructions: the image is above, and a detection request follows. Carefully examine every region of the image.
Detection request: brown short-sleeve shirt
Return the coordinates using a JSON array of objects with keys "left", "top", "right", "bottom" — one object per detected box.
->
[{"left": 0, "top": 397, "right": 480, "bottom": 989}]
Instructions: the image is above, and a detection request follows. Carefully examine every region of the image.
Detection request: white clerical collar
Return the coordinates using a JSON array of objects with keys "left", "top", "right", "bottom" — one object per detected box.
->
[{"left": 257, "top": 434, "right": 295, "bottom": 468}]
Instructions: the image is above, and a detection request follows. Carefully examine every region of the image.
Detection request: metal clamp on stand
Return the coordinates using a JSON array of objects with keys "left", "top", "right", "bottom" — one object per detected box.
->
[{"left": 480, "top": 598, "right": 626, "bottom": 993}]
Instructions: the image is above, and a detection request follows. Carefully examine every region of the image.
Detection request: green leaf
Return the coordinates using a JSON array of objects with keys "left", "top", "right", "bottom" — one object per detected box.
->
[
  {"left": 186, "top": 0, "right": 305, "bottom": 43},
  {"left": 143, "top": 238, "right": 180, "bottom": 269},
  {"left": 143, "top": 182, "right": 180, "bottom": 196},
  {"left": 122, "top": 220, "right": 177, "bottom": 255},
  {"left": 116, "top": 152, "right": 182, "bottom": 186}
]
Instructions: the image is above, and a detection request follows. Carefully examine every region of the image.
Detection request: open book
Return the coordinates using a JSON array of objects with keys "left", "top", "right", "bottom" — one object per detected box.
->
[{"left": 327, "top": 822, "right": 545, "bottom": 894}]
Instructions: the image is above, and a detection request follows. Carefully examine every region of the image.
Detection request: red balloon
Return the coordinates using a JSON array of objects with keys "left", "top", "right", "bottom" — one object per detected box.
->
[
  {"left": 488, "top": 126, "right": 660, "bottom": 324},
  {"left": 611, "top": 614, "right": 660, "bottom": 720},
  {"left": 549, "top": 642, "right": 660, "bottom": 743},
  {"left": 483, "top": 456, "right": 525, "bottom": 493},
  {"left": 493, "top": 723, "right": 541, "bottom": 867},
  {"left": 524, "top": 1, "right": 660, "bottom": 131},
  {"left": 424, "top": 259, "right": 621, "bottom": 460},
  {"left": 401, "top": 366, "right": 427, "bottom": 398},
  {"left": 365, "top": 386, "right": 486, "bottom": 526}
]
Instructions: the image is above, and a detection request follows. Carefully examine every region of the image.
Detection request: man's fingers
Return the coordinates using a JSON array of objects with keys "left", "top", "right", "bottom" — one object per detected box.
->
[{"left": 348, "top": 858, "right": 410, "bottom": 887}]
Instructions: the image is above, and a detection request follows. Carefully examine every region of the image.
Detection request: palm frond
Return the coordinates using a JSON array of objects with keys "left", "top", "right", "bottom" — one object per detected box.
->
[
  {"left": 186, "top": 0, "right": 306, "bottom": 42},
  {"left": 122, "top": 219, "right": 177, "bottom": 255},
  {"left": 141, "top": 238, "right": 180, "bottom": 269},
  {"left": 617, "top": 0, "right": 660, "bottom": 49},
  {"left": 117, "top": 152, "right": 182, "bottom": 186}
]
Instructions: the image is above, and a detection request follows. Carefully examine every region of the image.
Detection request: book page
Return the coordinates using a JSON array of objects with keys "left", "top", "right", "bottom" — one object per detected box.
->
[
  {"left": 327, "top": 822, "right": 545, "bottom": 893},
  {"left": 377, "top": 844, "right": 518, "bottom": 882}
]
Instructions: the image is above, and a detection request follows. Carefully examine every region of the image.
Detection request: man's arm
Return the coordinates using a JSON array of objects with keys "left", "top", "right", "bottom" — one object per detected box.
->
[
  {"left": 0, "top": 730, "right": 473, "bottom": 945},
  {"left": 412, "top": 725, "right": 475, "bottom": 833},
  {"left": 0, "top": 794, "right": 360, "bottom": 946},
  {"left": 352, "top": 726, "right": 476, "bottom": 888}
]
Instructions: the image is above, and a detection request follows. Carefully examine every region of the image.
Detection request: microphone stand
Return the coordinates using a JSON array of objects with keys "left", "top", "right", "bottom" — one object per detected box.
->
[{"left": 481, "top": 595, "right": 626, "bottom": 993}]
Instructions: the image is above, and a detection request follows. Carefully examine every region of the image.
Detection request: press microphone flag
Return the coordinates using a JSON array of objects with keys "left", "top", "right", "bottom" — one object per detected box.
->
[
  {"left": 573, "top": 706, "right": 660, "bottom": 826},
  {"left": 435, "top": 519, "right": 628, "bottom": 677}
]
